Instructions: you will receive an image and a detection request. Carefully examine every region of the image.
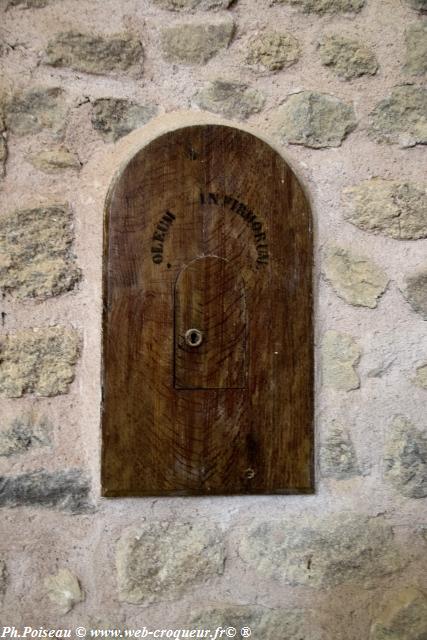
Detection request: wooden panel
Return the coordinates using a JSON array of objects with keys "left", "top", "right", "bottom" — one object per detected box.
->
[
  {"left": 174, "top": 256, "right": 246, "bottom": 390},
  {"left": 102, "top": 124, "right": 314, "bottom": 496}
]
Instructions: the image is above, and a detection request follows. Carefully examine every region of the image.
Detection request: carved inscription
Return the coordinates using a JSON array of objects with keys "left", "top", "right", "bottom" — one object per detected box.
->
[
  {"left": 151, "top": 210, "right": 176, "bottom": 264},
  {"left": 151, "top": 195, "right": 269, "bottom": 266},
  {"left": 200, "top": 192, "right": 269, "bottom": 266}
]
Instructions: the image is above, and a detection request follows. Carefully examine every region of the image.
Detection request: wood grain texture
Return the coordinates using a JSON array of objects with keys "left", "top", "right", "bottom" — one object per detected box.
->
[
  {"left": 174, "top": 256, "right": 246, "bottom": 390},
  {"left": 102, "top": 124, "right": 314, "bottom": 496}
]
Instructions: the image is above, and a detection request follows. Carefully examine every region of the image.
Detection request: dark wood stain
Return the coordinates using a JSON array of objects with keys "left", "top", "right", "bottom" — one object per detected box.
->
[{"left": 102, "top": 124, "right": 314, "bottom": 496}]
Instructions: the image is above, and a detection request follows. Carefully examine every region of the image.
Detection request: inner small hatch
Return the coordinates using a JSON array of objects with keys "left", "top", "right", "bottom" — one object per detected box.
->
[{"left": 174, "top": 255, "right": 247, "bottom": 390}]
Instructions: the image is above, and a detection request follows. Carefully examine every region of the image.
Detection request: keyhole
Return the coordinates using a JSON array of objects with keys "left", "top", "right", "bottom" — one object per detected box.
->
[{"left": 185, "top": 328, "right": 203, "bottom": 347}]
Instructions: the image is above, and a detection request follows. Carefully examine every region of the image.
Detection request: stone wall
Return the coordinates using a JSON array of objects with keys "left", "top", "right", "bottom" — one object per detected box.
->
[{"left": 0, "top": 0, "right": 426, "bottom": 637}]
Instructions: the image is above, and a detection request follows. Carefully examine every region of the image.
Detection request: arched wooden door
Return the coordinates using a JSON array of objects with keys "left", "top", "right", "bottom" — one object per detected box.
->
[{"left": 102, "top": 124, "right": 313, "bottom": 496}]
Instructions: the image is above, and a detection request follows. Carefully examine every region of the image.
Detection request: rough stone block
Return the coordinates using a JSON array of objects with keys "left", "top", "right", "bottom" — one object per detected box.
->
[
  {"left": 0, "top": 469, "right": 92, "bottom": 513},
  {"left": 5, "top": 87, "right": 68, "bottom": 137},
  {"left": 320, "top": 423, "right": 361, "bottom": 479},
  {"left": 343, "top": 178, "right": 427, "bottom": 240},
  {"left": 28, "top": 147, "right": 81, "bottom": 172},
  {"left": 274, "top": 0, "right": 365, "bottom": 14},
  {"left": 117, "top": 522, "right": 225, "bottom": 603},
  {"left": 322, "top": 330, "right": 361, "bottom": 391},
  {"left": 194, "top": 80, "right": 265, "bottom": 119},
  {"left": 7, "top": 0, "right": 49, "bottom": 6},
  {"left": 246, "top": 32, "right": 300, "bottom": 71},
  {"left": 0, "top": 326, "right": 80, "bottom": 397},
  {"left": 323, "top": 245, "right": 389, "bottom": 308},
  {"left": 91, "top": 98, "right": 158, "bottom": 142},
  {"left": 152, "top": 0, "right": 233, "bottom": 8},
  {"left": 161, "top": 18, "right": 234, "bottom": 64},
  {"left": 368, "top": 85, "right": 427, "bottom": 147},
  {"left": 45, "top": 32, "right": 143, "bottom": 76},
  {"left": 0, "top": 110, "right": 7, "bottom": 176},
  {"left": 384, "top": 416, "right": 427, "bottom": 499},
  {"left": 0, "top": 414, "right": 52, "bottom": 457},
  {"left": 370, "top": 587, "right": 427, "bottom": 639},
  {"left": 275, "top": 91, "right": 357, "bottom": 148},
  {"left": 191, "top": 607, "right": 324, "bottom": 640},
  {"left": 413, "top": 363, "right": 427, "bottom": 389},
  {"left": 0, "top": 561, "right": 6, "bottom": 599},
  {"left": 402, "top": 266, "right": 427, "bottom": 319},
  {"left": 0, "top": 136, "right": 7, "bottom": 178},
  {"left": 44, "top": 569, "right": 84, "bottom": 613},
  {"left": 407, "top": 0, "right": 427, "bottom": 11},
  {"left": 404, "top": 22, "right": 427, "bottom": 76},
  {"left": 319, "top": 35, "right": 378, "bottom": 80},
  {"left": 239, "top": 513, "right": 403, "bottom": 587},
  {"left": 0, "top": 204, "right": 81, "bottom": 300}
]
